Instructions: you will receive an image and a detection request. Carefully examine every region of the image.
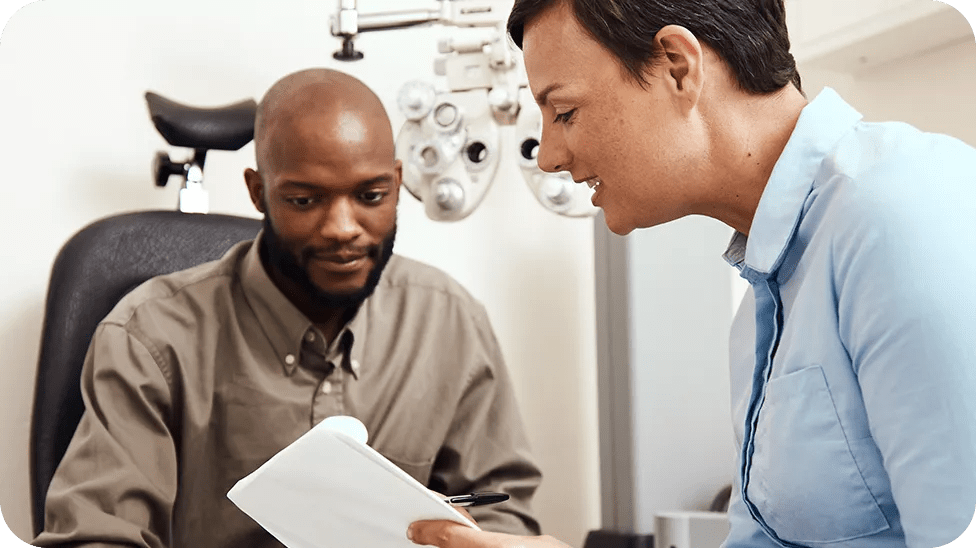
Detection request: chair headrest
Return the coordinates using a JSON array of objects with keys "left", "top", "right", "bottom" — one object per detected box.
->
[{"left": 145, "top": 91, "right": 256, "bottom": 151}]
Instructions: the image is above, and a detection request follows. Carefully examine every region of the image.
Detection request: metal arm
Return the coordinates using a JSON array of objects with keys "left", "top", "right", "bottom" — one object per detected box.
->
[
  {"left": 329, "top": 0, "right": 595, "bottom": 220},
  {"left": 330, "top": 0, "right": 510, "bottom": 61}
]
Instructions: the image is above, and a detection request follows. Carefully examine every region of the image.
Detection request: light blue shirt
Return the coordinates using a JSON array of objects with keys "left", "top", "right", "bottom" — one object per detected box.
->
[{"left": 722, "top": 88, "right": 976, "bottom": 548}]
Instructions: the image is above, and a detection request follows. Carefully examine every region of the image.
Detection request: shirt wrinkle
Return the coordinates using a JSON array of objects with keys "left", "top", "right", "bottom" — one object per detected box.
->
[
  {"left": 722, "top": 87, "right": 976, "bottom": 548},
  {"left": 34, "top": 230, "right": 542, "bottom": 548},
  {"left": 124, "top": 323, "right": 174, "bottom": 398}
]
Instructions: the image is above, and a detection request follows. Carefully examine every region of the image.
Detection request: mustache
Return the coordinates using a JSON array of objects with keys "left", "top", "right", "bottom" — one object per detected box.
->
[
  {"left": 258, "top": 213, "right": 398, "bottom": 314},
  {"left": 300, "top": 243, "right": 382, "bottom": 261}
]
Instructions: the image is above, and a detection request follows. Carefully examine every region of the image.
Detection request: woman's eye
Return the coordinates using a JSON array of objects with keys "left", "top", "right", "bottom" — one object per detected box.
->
[{"left": 554, "top": 109, "right": 576, "bottom": 124}]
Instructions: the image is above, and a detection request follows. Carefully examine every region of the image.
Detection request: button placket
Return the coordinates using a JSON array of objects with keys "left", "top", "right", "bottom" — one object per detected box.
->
[
  {"left": 311, "top": 362, "right": 347, "bottom": 424},
  {"left": 333, "top": 366, "right": 345, "bottom": 414},
  {"left": 740, "top": 275, "right": 795, "bottom": 546}
]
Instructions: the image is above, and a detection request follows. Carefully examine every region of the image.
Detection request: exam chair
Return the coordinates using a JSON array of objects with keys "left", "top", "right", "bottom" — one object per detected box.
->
[{"left": 29, "top": 92, "right": 262, "bottom": 536}]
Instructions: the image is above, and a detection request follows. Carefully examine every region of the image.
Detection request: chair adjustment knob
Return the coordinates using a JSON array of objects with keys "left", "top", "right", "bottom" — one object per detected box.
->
[{"left": 153, "top": 151, "right": 186, "bottom": 188}]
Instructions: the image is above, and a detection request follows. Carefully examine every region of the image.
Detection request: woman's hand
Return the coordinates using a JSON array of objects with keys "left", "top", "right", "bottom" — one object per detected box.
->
[{"left": 408, "top": 520, "right": 572, "bottom": 548}]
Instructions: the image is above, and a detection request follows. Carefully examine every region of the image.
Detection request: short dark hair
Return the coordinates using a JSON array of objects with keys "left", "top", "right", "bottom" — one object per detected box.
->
[{"left": 508, "top": 0, "right": 801, "bottom": 94}]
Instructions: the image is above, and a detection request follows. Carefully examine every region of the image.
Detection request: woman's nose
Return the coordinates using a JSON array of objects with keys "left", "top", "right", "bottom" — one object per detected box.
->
[{"left": 536, "top": 125, "right": 571, "bottom": 173}]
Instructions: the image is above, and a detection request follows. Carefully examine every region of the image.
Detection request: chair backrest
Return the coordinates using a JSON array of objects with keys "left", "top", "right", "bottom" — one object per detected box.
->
[{"left": 30, "top": 210, "right": 262, "bottom": 536}]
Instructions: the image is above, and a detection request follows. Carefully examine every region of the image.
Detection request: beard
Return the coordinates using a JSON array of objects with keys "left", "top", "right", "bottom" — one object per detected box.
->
[{"left": 259, "top": 215, "right": 397, "bottom": 313}]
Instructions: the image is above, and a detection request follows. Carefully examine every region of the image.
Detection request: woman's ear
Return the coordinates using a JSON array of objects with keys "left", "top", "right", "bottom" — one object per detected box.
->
[{"left": 653, "top": 25, "right": 705, "bottom": 111}]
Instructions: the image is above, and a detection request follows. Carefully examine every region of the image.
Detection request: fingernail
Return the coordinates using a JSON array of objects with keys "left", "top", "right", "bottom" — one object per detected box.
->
[{"left": 406, "top": 525, "right": 414, "bottom": 542}]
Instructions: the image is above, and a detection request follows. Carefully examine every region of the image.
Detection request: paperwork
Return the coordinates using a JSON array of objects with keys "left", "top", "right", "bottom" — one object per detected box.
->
[{"left": 227, "top": 415, "right": 478, "bottom": 548}]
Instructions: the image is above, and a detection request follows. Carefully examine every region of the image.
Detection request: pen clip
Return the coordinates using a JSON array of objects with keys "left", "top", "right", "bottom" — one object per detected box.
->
[{"left": 445, "top": 492, "right": 510, "bottom": 507}]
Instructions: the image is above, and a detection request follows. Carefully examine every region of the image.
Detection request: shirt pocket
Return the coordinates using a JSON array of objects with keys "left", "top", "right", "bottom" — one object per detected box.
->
[
  {"left": 211, "top": 377, "right": 309, "bottom": 479},
  {"left": 748, "top": 365, "right": 889, "bottom": 544},
  {"left": 372, "top": 447, "right": 436, "bottom": 486}
]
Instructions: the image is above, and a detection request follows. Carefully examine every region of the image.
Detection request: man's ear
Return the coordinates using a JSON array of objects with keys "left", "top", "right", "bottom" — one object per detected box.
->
[
  {"left": 392, "top": 159, "right": 403, "bottom": 205},
  {"left": 653, "top": 25, "right": 705, "bottom": 111},
  {"left": 244, "top": 168, "right": 266, "bottom": 213}
]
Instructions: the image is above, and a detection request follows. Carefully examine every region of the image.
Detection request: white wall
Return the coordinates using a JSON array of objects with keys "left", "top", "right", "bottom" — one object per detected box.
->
[
  {"left": 627, "top": 216, "right": 737, "bottom": 532},
  {"left": 0, "top": 0, "right": 601, "bottom": 545},
  {"left": 849, "top": 39, "right": 976, "bottom": 137}
]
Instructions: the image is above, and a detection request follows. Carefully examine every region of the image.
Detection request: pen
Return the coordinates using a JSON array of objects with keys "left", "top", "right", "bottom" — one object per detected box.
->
[{"left": 444, "top": 492, "right": 510, "bottom": 507}]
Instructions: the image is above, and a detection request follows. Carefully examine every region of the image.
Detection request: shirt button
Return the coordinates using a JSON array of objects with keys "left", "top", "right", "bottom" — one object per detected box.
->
[
  {"left": 284, "top": 354, "right": 296, "bottom": 365},
  {"left": 305, "top": 332, "right": 316, "bottom": 342},
  {"left": 351, "top": 359, "right": 360, "bottom": 373},
  {"left": 320, "top": 382, "right": 333, "bottom": 395}
]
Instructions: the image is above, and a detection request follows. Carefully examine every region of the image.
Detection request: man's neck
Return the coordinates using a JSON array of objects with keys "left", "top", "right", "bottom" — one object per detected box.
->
[
  {"left": 314, "top": 316, "right": 349, "bottom": 347},
  {"left": 264, "top": 262, "right": 351, "bottom": 346}
]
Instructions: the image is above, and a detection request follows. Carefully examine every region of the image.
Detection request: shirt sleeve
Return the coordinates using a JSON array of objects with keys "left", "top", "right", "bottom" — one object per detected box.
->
[
  {"left": 836, "top": 158, "right": 976, "bottom": 548},
  {"left": 32, "top": 321, "right": 178, "bottom": 548},
  {"left": 426, "top": 303, "right": 543, "bottom": 536}
]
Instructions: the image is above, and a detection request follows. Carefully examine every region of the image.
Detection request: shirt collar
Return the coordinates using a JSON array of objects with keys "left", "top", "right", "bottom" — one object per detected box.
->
[
  {"left": 240, "top": 230, "right": 366, "bottom": 378},
  {"left": 723, "top": 87, "right": 863, "bottom": 278}
]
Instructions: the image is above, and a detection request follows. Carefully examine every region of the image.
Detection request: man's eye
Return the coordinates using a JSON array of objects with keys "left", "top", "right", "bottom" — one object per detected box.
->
[
  {"left": 361, "top": 191, "right": 386, "bottom": 204},
  {"left": 554, "top": 109, "right": 576, "bottom": 124},
  {"left": 286, "top": 197, "right": 315, "bottom": 207}
]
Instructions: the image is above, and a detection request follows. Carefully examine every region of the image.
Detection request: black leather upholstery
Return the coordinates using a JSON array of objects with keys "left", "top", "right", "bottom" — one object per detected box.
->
[
  {"left": 30, "top": 210, "right": 261, "bottom": 536},
  {"left": 145, "top": 91, "right": 256, "bottom": 151}
]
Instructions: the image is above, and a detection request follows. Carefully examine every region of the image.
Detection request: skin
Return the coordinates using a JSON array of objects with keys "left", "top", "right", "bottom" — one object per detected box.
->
[
  {"left": 244, "top": 69, "right": 403, "bottom": 343},
  {"left": 408, "top": 1, "right": 808, "bottom": 546},
  {"left": 524, "top": 2, "right": 806, "bottom": 237}
]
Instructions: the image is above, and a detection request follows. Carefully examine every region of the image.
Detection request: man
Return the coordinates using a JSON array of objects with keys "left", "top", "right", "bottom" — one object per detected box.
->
[
  {"left": 408, "top": 1, "right": 976, "bottom": 547},
  {"left": 33, "top": 68, "right": 542, "bottom": 548}
]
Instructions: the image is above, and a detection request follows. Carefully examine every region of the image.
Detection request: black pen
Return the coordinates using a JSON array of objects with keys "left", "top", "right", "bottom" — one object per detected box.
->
[{"left": 444, "top": 492, "right": 510, "bottom": 507}]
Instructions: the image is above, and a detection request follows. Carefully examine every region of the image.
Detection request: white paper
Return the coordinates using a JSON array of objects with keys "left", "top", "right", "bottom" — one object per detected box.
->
[{"left": 227, "top": 415, "right": 478, "bottom": 548}]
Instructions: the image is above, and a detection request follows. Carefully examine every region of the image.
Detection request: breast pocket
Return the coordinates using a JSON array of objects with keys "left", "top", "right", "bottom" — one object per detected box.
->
[
  {"left": 212, "top": 377, "right": 309, "bottom": 480},
  {"left": 747, "top": 365, "right": 889, "bottom": 544},
  {"left": 370, "top": 445, "right": 435, "bottom": 486}
]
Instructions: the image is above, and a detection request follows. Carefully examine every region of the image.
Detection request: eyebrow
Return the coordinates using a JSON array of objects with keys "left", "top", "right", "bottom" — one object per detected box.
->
[
  {"left": 534, "top": 83, "right": 564, "bottom": 107},
  {"left": 354, "top": 174, "right": 396, "bottom": 188},
  {"left": 280, "top": 174, "right": 395, "bottom": 191}
]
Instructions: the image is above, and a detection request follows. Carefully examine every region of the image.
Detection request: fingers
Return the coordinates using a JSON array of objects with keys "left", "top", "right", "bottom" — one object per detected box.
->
[
  {"left": 431, "top": 490, "right": 475, "bottom": 524},
  {"left": 407, "top": 521, "right": 574, "bottom": 548},
  {"left": 454, "top": 506, "right": 475, "bottom": 523},
  {"left": 407, "top": 520, "right": 504, "bottom": 548}
]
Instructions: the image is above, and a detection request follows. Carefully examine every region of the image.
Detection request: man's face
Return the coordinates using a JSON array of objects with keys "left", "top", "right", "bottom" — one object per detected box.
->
[
  {"left": 522, "top": 3, "right": 705, "bottom": 235},
  {"left": 260, "top": 212, "right": 396, "bottom": 309},
  {"left": 249, "top": 108, "right": 402, "bottom": 307}
]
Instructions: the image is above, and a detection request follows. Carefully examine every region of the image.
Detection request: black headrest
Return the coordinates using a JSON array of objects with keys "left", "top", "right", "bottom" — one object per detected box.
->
[{"left": 146, "top": 91, "right": 257, "bottom": 151}]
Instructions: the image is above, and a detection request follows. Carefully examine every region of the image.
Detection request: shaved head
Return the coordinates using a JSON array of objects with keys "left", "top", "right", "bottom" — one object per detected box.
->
[{"left": 253, "top": 68, "right": 394, "bottom": 174}]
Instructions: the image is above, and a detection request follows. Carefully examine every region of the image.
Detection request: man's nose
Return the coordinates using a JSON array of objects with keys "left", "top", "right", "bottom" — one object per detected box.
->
[
  {"left": 320, "top": 197, "right": 363, "bottom": 242},
  {"left": 536, "top": 125, "right": 571, "bottom": 173}
]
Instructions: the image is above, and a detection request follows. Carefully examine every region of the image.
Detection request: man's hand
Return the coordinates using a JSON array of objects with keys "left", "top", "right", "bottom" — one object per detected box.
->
[{"left": 408, "top": 520, "right": 572, "bottom": 548}]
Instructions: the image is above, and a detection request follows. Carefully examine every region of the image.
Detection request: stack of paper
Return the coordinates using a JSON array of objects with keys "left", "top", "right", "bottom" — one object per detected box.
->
[{"left": 227, "top": 415, "right": 478, "bottom": 548}]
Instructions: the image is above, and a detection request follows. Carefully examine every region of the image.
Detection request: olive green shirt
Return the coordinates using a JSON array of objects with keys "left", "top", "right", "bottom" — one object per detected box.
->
[{"left": 33, "top": 235, "right": 541, "bottom": 548}]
